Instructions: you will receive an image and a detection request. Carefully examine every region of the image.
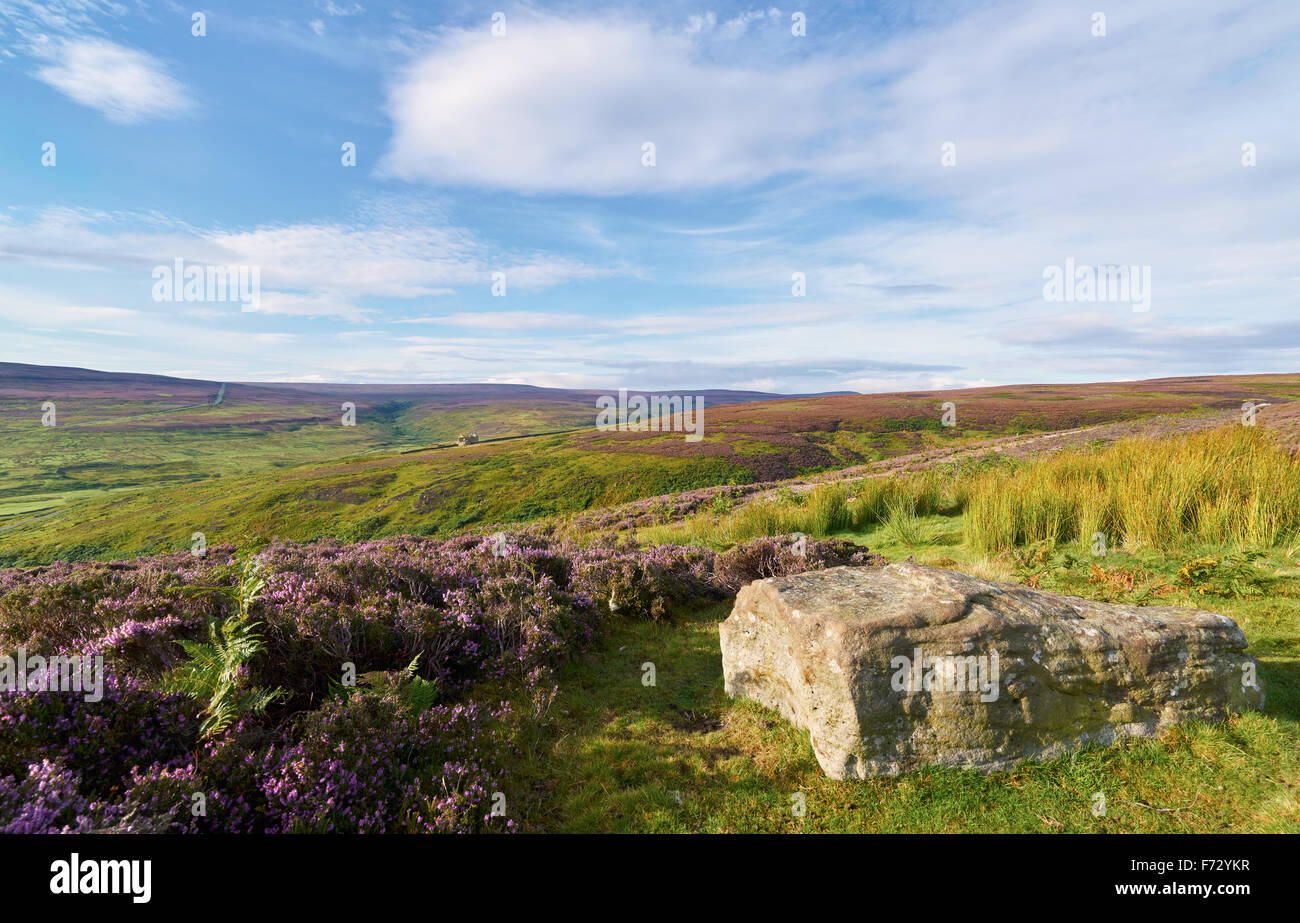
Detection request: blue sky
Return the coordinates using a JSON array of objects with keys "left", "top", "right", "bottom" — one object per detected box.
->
[{"left": 1, "top": 0, "right": 1297, "bottom": 391}]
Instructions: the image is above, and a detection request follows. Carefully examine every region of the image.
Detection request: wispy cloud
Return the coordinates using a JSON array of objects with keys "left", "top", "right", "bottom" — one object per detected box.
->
[
  {"left": 0, "top": 207, "right": 614, "bottom": 306},
  {"left": 2, "top": 0, "right": 1297, "bottom": 392},
  {"left": 31, "top": 37, "right": 191, "bottom": 123}
]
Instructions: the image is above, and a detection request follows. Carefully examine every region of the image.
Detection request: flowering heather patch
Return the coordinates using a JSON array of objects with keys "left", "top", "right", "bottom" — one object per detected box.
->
[
  {"left": 0, "top": 531, "right": 879, "bottom": 833},
  {"left": 0, "top": 550, "right": 224, "bottom": 656},
  {"left": 250, "top": 535, "right": 601, "bottom": 702},
  {"left": 0, "top": 758, "right": 184, "bottom": 834},
  {"left": 256, "top": 694, "right": 511, "bottom": 834},
  {"left": 80, "top": 614, "right": 201, "bottom": 675},
  {"left": 571, "top": 540, "right": 720, "bottom": 620},
  {"left": 0, "top": 674, "right": 198, "bottom": 796},
  {"left": 0, "top": 758, "right": 192, "bottom": 834},
  {"left": 0, "top": 759, "right": 105, "bottom": 834},
  {"left": 713, "top": 536, "right": 885, "bottom": 592}
]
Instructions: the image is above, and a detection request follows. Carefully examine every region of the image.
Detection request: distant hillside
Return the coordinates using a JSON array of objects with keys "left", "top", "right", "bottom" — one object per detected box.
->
[
  {"left": 1, "top": 365, "right": 1297, "bottom": 565},
  {"left": 0, "top": 363, "right": 844, "bottom": 559},
  {"left": 0, "top": 362, "right": 820, "bottom": 409},
  {"left": 568, "top": 372, "right": 1300, "bottom": 480},
  {"left": 0, "top": 361, "right": 828, "bottom": 474}
]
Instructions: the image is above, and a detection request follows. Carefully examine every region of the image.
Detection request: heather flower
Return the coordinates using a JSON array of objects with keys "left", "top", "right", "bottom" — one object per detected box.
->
[{"left": 0, "top": 529, "right": 878, "bottom": 833}]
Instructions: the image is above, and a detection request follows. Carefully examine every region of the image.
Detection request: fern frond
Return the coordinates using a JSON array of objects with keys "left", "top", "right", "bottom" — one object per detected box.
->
[{"left": 164, "top": 553, "right": 281, "bottom": 738}]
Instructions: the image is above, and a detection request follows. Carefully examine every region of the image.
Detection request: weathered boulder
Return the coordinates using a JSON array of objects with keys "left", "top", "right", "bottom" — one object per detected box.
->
[{"left": 719, "top": 563, "right": 1264, "bottom": 778}]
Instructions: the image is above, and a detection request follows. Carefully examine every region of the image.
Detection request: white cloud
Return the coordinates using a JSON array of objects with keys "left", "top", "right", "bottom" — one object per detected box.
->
[
  {"left": 31, "top": 38, "right": 191, "bottom": 123},
  {"left": 210, "top": 222, "right": 609, "bottom": 296},
  {"left": 0, "top": 207, "right": 611, "bottom": 306},
  {"left": 254, "top": 292, "right": 370, "bottom": 321},
  {"left": 685, "top": 13, "right": 716, "bottom": 34},
  {"left": 842, "top": 376, "right": 996, "bottom": 395},
  {"left": 720, "top": 9, "right": 778, "bottom": 38},
  {"left": 74, "top": 327, "right": 137, "bottom": 337},
  {"left": 382, "top": 15, "right": 853, "bottom": 193},
  {"left": 385, "top": 301, "right": 848, "bottom": 337},
  {"left": 0, "top": 289, "right": 139, "bottom": 326},
  {"left": 399, "top": 311, "right": 592, "bottom": 330}
]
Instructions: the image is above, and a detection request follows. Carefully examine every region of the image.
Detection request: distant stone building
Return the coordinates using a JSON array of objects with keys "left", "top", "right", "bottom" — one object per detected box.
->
[{"left": 457, "top": 432, "right": 479, "bottom": 446}]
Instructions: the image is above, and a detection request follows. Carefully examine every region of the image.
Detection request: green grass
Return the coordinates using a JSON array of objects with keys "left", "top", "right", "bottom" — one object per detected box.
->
[
  {"left": 641, "top": 425, "right": 1300, "bottom": 558},
  {"left": 640, "top": 470, "right": 954, "bottom": 548},
  {"left": 505, "top": 428, "right": 1300, "bottom": 832},
  {"left": 0, "top": 390, "right": 610, "bottom": 550},
  {"left": 0, "top": 400, "right": 404, "bottom": 518},
  {"left": 962, "top": 425, "right": 1300, "bottom": 552},
  {"left": 0, "top": 431, "right": 754, "bottom": 564},
  {"left": 503, "top": 541, "right": 1300, "bottom": 833},
  {"left": 393, "top": 400, "right": 593, "bottom": 444}
]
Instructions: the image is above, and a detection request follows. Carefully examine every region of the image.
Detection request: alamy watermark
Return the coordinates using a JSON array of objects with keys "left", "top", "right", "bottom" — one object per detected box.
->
[
  {"left": 1042, "top": 258, "right": 1151, "bottom": 312},
  {"left": 152, "top": 258, "right": 261, "bottom": 311},
  {"left": 595, "top": 388, "right": 704, "bottom": 442},
  {"left": 50, "top": 853, "right": 150, "bottom": 903},
  {"left": 890, "top": 645, "right": 1001, "bottom": 702},
  {"left": 1, "top": 648, "right": 104, "bottom": 702}
]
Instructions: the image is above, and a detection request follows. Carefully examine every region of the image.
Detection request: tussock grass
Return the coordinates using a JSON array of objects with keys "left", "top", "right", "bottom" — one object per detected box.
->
[
  {"left": 642, "top": 470, "right": 950, "bottom": 548},
  {"left": 880, "top": 497, "right": 934, "bottom": 547},
  {"left": 962, "top": 426, "right": 1300, "bottom": 553},
  {"left": 646, "top": 425, "right": 1299, "bottom": 557}
]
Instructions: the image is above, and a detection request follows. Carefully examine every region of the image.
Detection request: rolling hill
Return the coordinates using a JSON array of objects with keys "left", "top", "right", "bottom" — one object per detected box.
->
[{"left": 1, "top": 364, "right": 1297, "bottom": 564}]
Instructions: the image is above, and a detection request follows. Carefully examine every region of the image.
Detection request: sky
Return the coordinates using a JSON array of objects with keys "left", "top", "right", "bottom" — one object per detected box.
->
[{"left": 0, "top": 0, "right": 1297, "bottom": 393}]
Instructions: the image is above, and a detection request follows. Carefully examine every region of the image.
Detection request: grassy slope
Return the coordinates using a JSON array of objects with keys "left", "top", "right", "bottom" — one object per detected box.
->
[
  {"left": 0, "top": 401, "right": 402, "bottom": 515},
  {"left": 0, "top": 432, "right": 752, "bottom": 563},
  {"left": 504, "top": 534, "right": 1300, "bottom": 833},
  {"left": 5, "top": 367, "right": 1299, "bottom": 831},
  {"left": 394, "top": 400, "right": 595, "bottom": 444},
  {"left": 501, "top": 426, "right": 1300, "bottom": 832},
  {"left": 8, "top": 373, "right": 1299, "bottom": 564}
]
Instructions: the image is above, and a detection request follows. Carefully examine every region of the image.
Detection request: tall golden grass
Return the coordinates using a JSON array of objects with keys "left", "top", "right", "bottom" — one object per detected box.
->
[
  {"left": 641, "top": 468, "right": 949, "bottom": 547},
  {"left": 962, "top": 426, "right": 1299, "bottom": 552},
  {"left": 641, "top": 425, "right": 1298, "bottom": 553}
]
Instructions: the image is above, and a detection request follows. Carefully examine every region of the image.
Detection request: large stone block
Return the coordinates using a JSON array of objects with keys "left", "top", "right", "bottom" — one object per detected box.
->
[{"left": 719, "top": 563, "right": 1264, "bottom": 778}]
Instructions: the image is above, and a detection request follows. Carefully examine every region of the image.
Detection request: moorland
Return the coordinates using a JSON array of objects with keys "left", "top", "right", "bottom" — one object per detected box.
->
[{"left": 1, "top": 363, "right": 1297, "bottom": 833}]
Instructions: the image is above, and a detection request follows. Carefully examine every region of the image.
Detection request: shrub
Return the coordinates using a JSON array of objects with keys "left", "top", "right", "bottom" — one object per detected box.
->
[
  {"left": 256, "top": 693, "right": 511, "bottom": 833},
  {"left": 0, "top": 675, "right": 198, "bottom": 798},
  {"left": 0, "top": 552, "right": 223, "bottom": 656},
  {"left": 713, "top": 536, "right": 885, "bottom": 592},
  {"left": 81, "top": 615, "right": 201, "bottom": 676},
  {"left": 571, "top": 542, "right": 717, "bottom": 620},
  {"left": 0, "top": 759, "right": 101, "bottom": 834}
]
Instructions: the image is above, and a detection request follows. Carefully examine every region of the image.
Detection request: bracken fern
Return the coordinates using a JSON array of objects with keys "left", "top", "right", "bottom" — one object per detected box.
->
[{"left": 165, "top": 556, "right": 283, "bottom": 738}]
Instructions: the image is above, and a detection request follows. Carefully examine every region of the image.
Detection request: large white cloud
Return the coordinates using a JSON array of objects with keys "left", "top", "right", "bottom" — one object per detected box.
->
[{"left": 382, "top": 15, "right": 852, "bottom": 193}]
